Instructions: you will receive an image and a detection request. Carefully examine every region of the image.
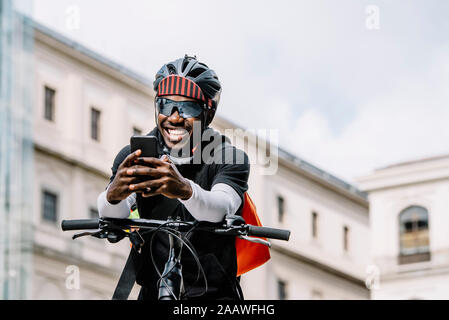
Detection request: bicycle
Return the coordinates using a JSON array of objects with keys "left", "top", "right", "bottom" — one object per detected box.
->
[{"left": 61, "top": 215, "right": 291, "bottom": 300}]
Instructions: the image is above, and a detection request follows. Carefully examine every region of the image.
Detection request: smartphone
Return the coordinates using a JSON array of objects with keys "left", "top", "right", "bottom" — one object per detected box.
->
[
  {"left": 130, "top": 135, "right": 158, "bottom": 158},
  {"left": 130, "top": 136, "right": 158, "bottom": 184}
]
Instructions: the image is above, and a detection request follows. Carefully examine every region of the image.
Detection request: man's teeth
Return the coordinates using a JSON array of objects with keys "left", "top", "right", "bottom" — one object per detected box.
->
[
  {"left": 167, "top": 129, "right": 188, "bottom": 141},
  {"left": 168, "top": 128, "right": 187, "bottom": 135}
]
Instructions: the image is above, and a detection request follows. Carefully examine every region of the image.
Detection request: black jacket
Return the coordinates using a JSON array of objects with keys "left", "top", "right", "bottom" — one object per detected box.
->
[{"left": 108, "top": 127, "right": 250, "bottom": 299}]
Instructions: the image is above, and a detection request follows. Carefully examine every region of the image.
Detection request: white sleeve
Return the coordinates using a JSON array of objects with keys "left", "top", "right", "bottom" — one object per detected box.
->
[
  {"left": 178, "top": 180, "right": 242, "bottom": 223},
  {"left": 97, "top": 185, "right": 136, "bottom": 218}
]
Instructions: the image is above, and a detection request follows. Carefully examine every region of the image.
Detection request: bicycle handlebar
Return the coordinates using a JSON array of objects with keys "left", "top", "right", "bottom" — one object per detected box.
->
[
  {"left": 61, "top": 217, "right": 291, "bottom": 242},
  {"left": 61, "top": 217, "right": 290, "bottom": 300},
  {"left": 247, "top": 225, "right": 290, "bottom": 241},
  {"left": 61, "top": 219, "right": 100, "bottom": 231}
]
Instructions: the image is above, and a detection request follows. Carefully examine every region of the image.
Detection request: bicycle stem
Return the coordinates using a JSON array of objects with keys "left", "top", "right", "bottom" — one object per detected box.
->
[{"left": 158, "top": 224, "right": 184, "bottom": 300}]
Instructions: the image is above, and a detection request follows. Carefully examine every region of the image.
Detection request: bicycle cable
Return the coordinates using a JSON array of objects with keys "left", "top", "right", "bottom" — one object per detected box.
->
[
  {"left": 150, "top": 227, "right": 208, "bottom": 300},
  {"left": 145, "top": 222, "right": 208, "bottom": 300}
]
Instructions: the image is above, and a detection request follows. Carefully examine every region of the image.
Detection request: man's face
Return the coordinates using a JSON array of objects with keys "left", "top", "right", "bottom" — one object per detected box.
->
[{"left": 157, "top": 95, "right": 202, "bottom": 150}]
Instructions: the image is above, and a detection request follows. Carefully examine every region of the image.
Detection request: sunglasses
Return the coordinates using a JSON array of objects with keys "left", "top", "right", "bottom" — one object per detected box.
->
[{"left": 155, "top": 97, "right": 205, "bottom": 119}]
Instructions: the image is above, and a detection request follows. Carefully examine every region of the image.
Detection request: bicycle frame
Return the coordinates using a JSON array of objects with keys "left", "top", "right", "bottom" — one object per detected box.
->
[{"left": 158, "top": 230, "right": 184, "bottom": 300}]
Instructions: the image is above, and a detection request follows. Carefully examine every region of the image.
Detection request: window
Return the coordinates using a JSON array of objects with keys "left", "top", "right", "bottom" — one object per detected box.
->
[
  {"left": 91, "top": 107, "right": 101, "bottom": 141},
  {"left": 343, "top": 225, "right": 349, "bottom": 252},
  {"left": 277, "top": 195, "right": 285, "bottom": 223},
  {"left": 44, "top": 86, "right": 56, "bottom": 121},
  {"left": 89, "top": 207, "right": 99, "bottom": 219},
  {"left": 312, "top": 211, "right": 318, "bottom": 238},
  {"left": 277, "top": 279, "right": 287, "bottom": 300},
  {"left": 133, "top": 127, "right": 142, "bottom": 136},
  {"left": 42, "top": 190, "right": 58, "bottom": 223},
  {"left": 399, "top": 206, "right": 430, "bottom": 264}
]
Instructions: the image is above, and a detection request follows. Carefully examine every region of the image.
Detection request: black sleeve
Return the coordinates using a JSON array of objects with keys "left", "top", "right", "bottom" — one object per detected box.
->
[
  {"left": 211, "top": 146, "right": 250, "bottom": 214},
  {"left": 107, "top": 145, "right": 131, "bottom": 188}
]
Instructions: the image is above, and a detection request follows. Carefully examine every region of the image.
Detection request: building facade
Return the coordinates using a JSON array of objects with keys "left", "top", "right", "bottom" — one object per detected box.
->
[
  {"left": 236, "top": 144, "right": 370, "bottom": 299},
  {"left": 357, "top": 155, "right": 449, "bottom": 299},
  {"left": 4, "top": 16, "right": 372, "bottom": 299},
  {"left": 31, "top": 19, "right": 154, "bottom": 300}
]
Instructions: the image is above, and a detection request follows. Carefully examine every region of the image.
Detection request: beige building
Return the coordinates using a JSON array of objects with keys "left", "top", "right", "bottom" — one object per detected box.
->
[
  {"left": 32, "top": 20, "right": 153, "bottom": 299},
  {"left": 29, "top": 19, "right": 370, "bottom": 300},
  {"left": 357, "top": 154, "right": 449, "bottom": 300}
]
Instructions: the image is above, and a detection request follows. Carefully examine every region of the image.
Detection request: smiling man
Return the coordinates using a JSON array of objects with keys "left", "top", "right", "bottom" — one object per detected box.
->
[
  {"left": 158, "top": 95, "right": 199, "bottom": 149},
  {"left": 97, "top": 55, "right": 251, "bottom": 300}
]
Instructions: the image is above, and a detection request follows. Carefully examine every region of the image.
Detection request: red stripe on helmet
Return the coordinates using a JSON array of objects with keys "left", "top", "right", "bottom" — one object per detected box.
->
[
  {"left": 165, "top": 77, "right": 170, "bottom": 94},
  {"left": 181, "top": 77, "right": 186, "bottom": 95},
  {"left": 158, "top": 76, "right": 206, "bottom": 103},
  {"left": 176, "top": 76, "right": 180, "bottom": 95},
  {"left": 170, "top": 76, "right": 175, "bottom": 93},
  {"left": 168, "top": 76, "right": 172, "bottom": 94},
  {"left": 187, "top": 80, "right": 191, "bottom": 97},
  {"left": 163, "top": 77, "right": 167, "bottom": 95},
  {"left": 196, "top": 85, "right": 201, "bottom": 100},
  {"left": 160, "top": 78, "right": 165, "bottom": 95},
  {"left": 191, "top": 81, "right": 195, "bottom": 97},
  {"left": 162, "top": 77, "right": 166, "bottom": 95}
]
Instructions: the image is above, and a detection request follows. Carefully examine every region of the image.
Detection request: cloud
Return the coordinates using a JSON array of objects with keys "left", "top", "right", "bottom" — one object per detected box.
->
[
  {"left": 31, "top": 0, "right": 449, "bottom": 183},
  {"left": 280, "top": 58, "right": 449, "bottom": 183}
]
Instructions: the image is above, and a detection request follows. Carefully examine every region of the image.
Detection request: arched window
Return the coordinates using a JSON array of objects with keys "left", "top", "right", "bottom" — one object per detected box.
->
[{"left": 399, "top": 206, "right": 431, "bottom": 264}]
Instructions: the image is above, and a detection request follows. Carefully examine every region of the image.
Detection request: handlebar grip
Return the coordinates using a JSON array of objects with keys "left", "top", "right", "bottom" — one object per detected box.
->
[
  {"left": 61, "top": 219, "right": 100, "bottom": 231},
  {"left": 247, "top": 225, "right": 291, "bottom": 241}
]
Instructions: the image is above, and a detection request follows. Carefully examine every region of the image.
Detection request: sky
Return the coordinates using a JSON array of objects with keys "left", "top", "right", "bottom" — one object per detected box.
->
[{"left": 29, "top": 0, "right": 449, "bottom": 184}]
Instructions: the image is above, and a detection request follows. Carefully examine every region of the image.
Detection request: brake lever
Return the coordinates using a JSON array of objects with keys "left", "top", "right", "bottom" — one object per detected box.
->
[
  {"left": 238, "top": 235, "right": 272, "bottom": 248},
  {"left": 72, "top": 230, "right": 103, "bottom": 240},
  {"left": 72, "top": 229, "right": 128, "bottom": 244}
]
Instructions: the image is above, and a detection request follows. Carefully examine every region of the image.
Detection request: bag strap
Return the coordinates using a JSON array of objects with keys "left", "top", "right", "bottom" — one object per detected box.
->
[{"left": 112, "top": 248, "right": 139, "bottom": 300}]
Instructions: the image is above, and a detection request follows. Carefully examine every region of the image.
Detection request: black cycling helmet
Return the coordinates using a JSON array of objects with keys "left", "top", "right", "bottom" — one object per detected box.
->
[{"left": 153, "top": 55, "right": 222, "bottom": 127}]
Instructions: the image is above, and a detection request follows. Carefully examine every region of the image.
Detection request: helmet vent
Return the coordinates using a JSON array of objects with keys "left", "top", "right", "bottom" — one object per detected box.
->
[
  {"left": 167, "top": 64, "right": 177, "bottom": 75},
  {"left": 181, "top": 59, "right": 190, "bottom": 72},
  {"left": 188, "top": 67, "right": 206, "bottom": 78}
]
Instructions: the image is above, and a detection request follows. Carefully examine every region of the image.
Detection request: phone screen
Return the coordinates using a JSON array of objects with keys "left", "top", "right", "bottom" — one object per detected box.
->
[
  {"left": 130, "top": 135, "right": 158, "bottom": 158},
  {"left": 130, "top": 136, "right": 158, "bottom": 184}
]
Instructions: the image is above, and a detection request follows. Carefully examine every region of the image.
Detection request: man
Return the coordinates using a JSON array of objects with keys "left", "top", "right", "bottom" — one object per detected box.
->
[{"left": 97, "top": 55, "right": 250, "bottom": 300}]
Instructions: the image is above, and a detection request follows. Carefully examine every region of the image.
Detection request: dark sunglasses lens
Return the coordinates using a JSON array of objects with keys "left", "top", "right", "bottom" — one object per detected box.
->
[
  {"left": 156, "top": 99, "right": 173, "bottom": 116},
  {"left": 156, "top": 99, "right": 203, "bottom": 118},
  {"left": 178, "top": 101, "right": 203, "bottom": 118}
]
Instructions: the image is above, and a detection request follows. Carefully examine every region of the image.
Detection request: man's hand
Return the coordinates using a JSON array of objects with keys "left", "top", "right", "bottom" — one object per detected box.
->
[
  {"left": 126, "top": 154, "right": 193, "bottom": 200},
  {"left": 106, "top": 149, "right": 146, "bottom": 203}
]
